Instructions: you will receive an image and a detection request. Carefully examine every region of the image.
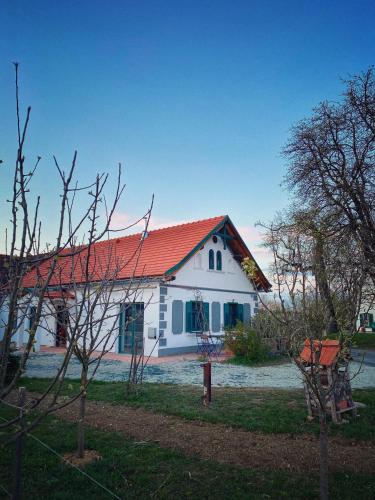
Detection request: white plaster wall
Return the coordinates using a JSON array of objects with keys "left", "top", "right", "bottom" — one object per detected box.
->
[
  {"left": 173, "top": 236, "right": 256, "bottom": 293},
  {"left": 31, "top": 285, "right": 160, "bottom": 357},
  {"left": 159, "top": 236, "right": 259, "bottom": 353},
  {"left": 0, "top": 297, "right": 46, "bottom": 351},
  {"left": 161, "top": 285, "right": 257, "bottom": 352},
  {"left": 14, "top": 236, "right": 263, "bottom": 357},
  {"left": 0, "top": 300, "right": 25, "bottom": 345},
  {"left": 39, "top": 301, "right": 57, "bottom": 347},
  {"left": 0, "top": 299, "right": 9, "bottom": 342}
]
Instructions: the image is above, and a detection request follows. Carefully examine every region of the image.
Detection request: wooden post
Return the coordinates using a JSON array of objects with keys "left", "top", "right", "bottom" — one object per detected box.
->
[
  {"left": 202, "top": 362, "right": 211, "bottom": 406},
  {"left": 13, "top": 386, "right": 26, "bottom": 500},
  {"left": 327, "top": 367, "right": 339, "bottom": 423},
  {"left": 304, "top": 382, "right": 313, "bottom": 418}
]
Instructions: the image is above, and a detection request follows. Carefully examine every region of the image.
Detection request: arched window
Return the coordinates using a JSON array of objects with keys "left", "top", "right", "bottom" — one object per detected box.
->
[
  {"left": 209, "top": 249, "right": 214, "bottom": 269},
  {"left": 216, "top": 251, "right": 222, "bottom": 271}
]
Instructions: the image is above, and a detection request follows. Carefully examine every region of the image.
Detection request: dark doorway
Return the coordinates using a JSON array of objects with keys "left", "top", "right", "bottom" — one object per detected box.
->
[
  {"left": 119, "top": 303, "right": 144, "bottom": 354},
  {"left": 56, "top": 305, "right": 68, "bottom": 347}
]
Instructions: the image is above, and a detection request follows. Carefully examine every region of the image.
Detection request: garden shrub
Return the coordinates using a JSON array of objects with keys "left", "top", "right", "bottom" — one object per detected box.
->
[{"left": 224, "top": 322, "right": 269, "bottom": 362}]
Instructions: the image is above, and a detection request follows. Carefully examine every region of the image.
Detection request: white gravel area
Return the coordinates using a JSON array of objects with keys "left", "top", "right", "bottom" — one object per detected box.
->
[{"left": 23, "top": 353, "right": 375, "bottom": 388}]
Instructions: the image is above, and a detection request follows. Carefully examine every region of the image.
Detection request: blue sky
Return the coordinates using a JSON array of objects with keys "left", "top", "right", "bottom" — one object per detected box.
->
[{"left": 1, "top": 0, "right": 374, "bottom": 270}]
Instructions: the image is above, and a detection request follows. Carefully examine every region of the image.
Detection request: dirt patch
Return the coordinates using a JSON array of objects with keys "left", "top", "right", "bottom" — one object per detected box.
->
[
  {"left": 7, "top": 392, "right": 375, "bottom": 475},
  {"left": 63, "top": 449, "right": 101, "bottom": 467}
]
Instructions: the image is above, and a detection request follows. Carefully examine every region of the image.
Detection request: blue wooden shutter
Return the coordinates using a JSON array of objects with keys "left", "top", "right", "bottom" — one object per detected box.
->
[
  {"left": 203, "top": 302, "right": 209, "bottom": 331},
  {"left": 118, "top": 305, "right": 124, "bottom": 352},
  {"left": 209, "top": 249, "right": 214, "bottom": 269},
  {"left": 369, "top": 313, "right": 374, "bottom": 327},
  {"left": 185, "top": 301, "right": 193, "bottom": 333},
  {"left": 211, "top": 302, "right": 221, "bottom": 332},
  {"left": 243, "top": 303, "right": 251, "bottom": 325},
  {"left": 224, "top": 303, "right": 230, "bottom": 328},
  {"left": 216, "top": 251, "right": 222, "bottom": 271},
  {"left": 172, "top": 300, "right": 183, "bottom": 334},
  {"left": 29, "top": 306, "right": 37, "bottom": 330},
  {"left": 359, "top": 313, "right": 365, "bottom": 326},
  {"left": 237, "top": 303, "right": 244, "bottom": 323}
]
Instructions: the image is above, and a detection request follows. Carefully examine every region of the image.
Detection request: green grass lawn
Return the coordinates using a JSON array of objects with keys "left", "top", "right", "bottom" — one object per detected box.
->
[
  {"left": 327, "top": 331, "right": 375, "bottom": 349},
  {"left": 1, "top": 405, "right": 375, "bottom": 499},
  {"left": 19, "top": 378, "right": 375, "bottom": 441},
  {"left": 353, "top": 332, "right": 375, "bottom": 349}
]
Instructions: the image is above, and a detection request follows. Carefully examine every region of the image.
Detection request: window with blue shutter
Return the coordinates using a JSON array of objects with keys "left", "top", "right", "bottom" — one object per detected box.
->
[
  {"left": 224, "top": 302, "right": 244, "bottom": 328},
  {"left": 186, "top": 300, "right": 209, "bottom": 332},
  {"left": 209, "top": 249, "right": 214, "bottom": 269},
  {"left": 360, "top": 313, "right": 374, "bottom": 328},
  {"left": 216, "top": 251, "right": 222, "bottom": 271}
]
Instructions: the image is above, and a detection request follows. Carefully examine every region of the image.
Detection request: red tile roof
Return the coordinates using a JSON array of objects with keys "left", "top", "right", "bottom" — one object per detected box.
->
[
  {"left": 300, "top": 339, "right": 340, "bottom": 367},
  {"left": 22, "top": 215, "right": 271, "bottom": 290}
]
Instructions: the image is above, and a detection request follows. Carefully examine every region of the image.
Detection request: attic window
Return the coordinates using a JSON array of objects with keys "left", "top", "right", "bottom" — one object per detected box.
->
[
  {"left": 216, "top": 251, "right": 222, "bottom": 271},
  {"left": 213, "top": 236, "right": 218, "bottom": 243},
  {"left": 209, "top": 249, "right": 214, "bottom": 270}
]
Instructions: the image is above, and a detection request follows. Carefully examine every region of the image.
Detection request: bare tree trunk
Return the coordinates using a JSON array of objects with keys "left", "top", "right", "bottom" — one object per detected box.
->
[
  {"left": 13, "top": 387, "right": 26, "bottom": 500},
  {"left": 77, "top": 367, "right": 88, "bottom": 459},
  {"left": 314, "top": 236, "right": 338, "bottom": 335},
  {"left": 319, "top": 410, "right": 329, "bottom": 500}
]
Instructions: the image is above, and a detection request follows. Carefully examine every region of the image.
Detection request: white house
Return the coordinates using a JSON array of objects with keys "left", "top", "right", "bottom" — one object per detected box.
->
[
  {"left": 357, "top": 298, "right": 375, "bottom": 332},
  {"left": 20, "top": 215, "right": 271, "bottom": 357}
]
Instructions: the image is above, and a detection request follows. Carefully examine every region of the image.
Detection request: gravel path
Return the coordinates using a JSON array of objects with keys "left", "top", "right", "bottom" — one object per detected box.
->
[{"left": 24, "top": 353, "right": 375, "bottom": 388}]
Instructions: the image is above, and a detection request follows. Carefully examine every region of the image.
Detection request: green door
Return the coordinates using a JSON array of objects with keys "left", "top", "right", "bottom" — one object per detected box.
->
[{"left": 119, "top": 303, "right": 144, "bottom": 354}]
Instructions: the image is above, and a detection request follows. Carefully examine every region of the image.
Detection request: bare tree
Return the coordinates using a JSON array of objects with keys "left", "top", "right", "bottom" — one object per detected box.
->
[
  {"left": 284, "top": 68, "right": 375, "bottom": 285},
  {"left": 255, "top": 208, "right": 365, "bottom": 337},
  {"left": 243, "top": 209, "right": 365, "bottom": 500},
  {"left": 0, "top": 64, "right": 152, "bottom": 449},
  {"left": 240, "top": 67, "right": 375, "bottom": 500}
]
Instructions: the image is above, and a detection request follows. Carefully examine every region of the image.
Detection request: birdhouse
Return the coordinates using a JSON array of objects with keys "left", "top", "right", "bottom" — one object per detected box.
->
[{"left": 299, "top": 339, "right": 357, "bottom": 423}]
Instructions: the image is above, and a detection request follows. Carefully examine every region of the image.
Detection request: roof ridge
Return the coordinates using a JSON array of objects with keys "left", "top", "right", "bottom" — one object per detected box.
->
[
  {"left": 92, "top": 215, "right": 227, "bottom": 246},
  {"left": 145, "top": 215, "right": 226, "bottom": 234}
]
